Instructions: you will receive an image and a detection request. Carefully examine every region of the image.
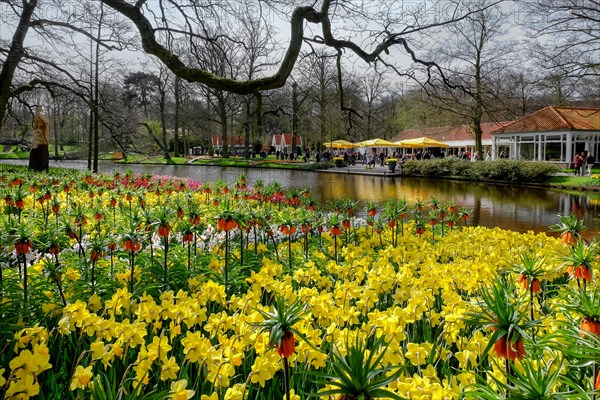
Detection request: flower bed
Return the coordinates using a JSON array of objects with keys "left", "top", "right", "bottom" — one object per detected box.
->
[{"left": 0, "top": 170, "right": 597, "bottom": 399}]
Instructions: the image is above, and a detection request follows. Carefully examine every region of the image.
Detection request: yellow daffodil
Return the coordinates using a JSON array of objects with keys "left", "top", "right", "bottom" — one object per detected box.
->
[
  {"left": 70, "top": 365, "right": 93, "bottom": 391},
  {"left": 169, "top": 379, "right": 195, "bottom": 400}
]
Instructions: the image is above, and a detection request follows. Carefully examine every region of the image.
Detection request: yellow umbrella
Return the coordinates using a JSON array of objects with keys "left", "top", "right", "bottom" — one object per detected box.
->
[
  {"left": 323, "top": 139, "right": 356, "bottom": 149},
  {"left": 357, "top": 138, "right": 403, "bottom": 147},
  {"left": 396, "top": 137, "right": 449, "bottom": 148}
]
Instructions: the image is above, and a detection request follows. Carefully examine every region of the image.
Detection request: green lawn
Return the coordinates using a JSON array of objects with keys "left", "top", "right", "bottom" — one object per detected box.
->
[
  {"left": 115, "top": 155, "right": 331, "bottom": 170},
  {"left": 546, "top": 175, "right": 600, "bottom": 188}
]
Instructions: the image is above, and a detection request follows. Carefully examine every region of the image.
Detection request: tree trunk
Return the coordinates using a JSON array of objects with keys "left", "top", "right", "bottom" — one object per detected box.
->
[
  {"left": 93, "top": 2, "right": 104, "bottom": 173},
  {"left": 473, "top": 42, "right": 484, "bottom": 160},
  {"left": 218, "top": 92, "right": 229, "bottom": 158},
  {"left": 319, "top": 67, "right": 326, "bottom": 151},
  {"left": 173, "top": 77, "right": 181, "bottom": 157},
  {"left": 472, "top": 111, "right": 483, "bottom": 160},
  {"left": 0, "top": 0, "right": 38, "bottom": 128},
  {"left": 255, "top": 93, "right": 263, "bottom": 153},
  {"left": 244, "top": 99, "right": 251, "bottom": 158},
  {"left": 87, "top": 104, "right": 93, "bottom": 170},
  {"left": 292, "top": 82, "right": 299, "bottom": 156},
  {"left": 159, "top": 87, "right": 170, "bottom": 160},
  {"left": 53, "top": 100, "right": 59, "bottom": 159}
]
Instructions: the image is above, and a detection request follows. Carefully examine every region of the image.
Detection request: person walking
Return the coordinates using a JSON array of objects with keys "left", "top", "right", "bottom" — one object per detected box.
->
[
  {"left": 574, "top": 153, "right": 582, "bottom": 176},
  {"left": 587, "top": 153, "right": 595, "bottom": 176}
]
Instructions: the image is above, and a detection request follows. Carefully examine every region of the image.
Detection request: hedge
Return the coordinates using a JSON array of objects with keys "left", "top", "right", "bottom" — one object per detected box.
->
[{"left": 400, "top": 159, "right": 560, "bottom": 183}]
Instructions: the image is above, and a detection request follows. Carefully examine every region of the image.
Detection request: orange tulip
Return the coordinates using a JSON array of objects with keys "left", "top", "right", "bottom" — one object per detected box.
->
[
  {"left": 330, "top": 226, "right": 342, "bottom": 236},
  {"left": 575, "top": 265, "right": 593, "bottom": 281},
  {"left": 279, "top": 225, "right": 296, "bottom": 236},
  {"left": 561, "top": 231, "right": 575, "bottom": 246},
  {"left": 123, "top": 239, "right": 141, "bottom": 252},
  {"left": 287, "top": 197, "right": 302, "bottom": 207},
  {"left": 16, "top": 241, "right": 32, "bottom": 255},
  {"left": 493, "top": 335, "right": 525, "bottom": 361},
  {"left": 217, "top": 218, "right": 237, "bottom": 232},
  {"left": 158, "top": 224, "right": 171, "bottom": 237},
  {"left": 519, "top": 274, "right": 541, "bottom": 293},
  {"left": 276, "top": 332, "right": 296, "bottom": 358},
  {"left": 90, "top": 249, "right": 103, "bottom": 262}
]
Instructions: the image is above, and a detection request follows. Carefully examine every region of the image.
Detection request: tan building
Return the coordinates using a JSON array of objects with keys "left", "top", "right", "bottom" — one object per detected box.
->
[{"left": 491, "top": 106, "right": 600, "bottom": 163}]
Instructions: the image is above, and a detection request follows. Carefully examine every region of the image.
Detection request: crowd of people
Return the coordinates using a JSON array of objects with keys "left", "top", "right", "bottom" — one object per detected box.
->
[
  {"left": 574, "top": 151, "right": 595, "bottom": 176},
  {"left": 195, "top": 146, "right": 519, "bottom": 165}
]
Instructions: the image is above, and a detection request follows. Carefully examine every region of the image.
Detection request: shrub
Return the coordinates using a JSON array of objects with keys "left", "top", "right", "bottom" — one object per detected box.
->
[
  {"left": 401, "top": 158, "right": 559, "bottom": 183},
  {"left": 400, "top": 160, "right": 422, "bottom": 175}
]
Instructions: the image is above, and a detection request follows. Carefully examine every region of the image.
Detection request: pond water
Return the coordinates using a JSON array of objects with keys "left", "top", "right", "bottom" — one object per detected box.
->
[{"left": 2, "top": 159, "right": 599, "bottom": 237}]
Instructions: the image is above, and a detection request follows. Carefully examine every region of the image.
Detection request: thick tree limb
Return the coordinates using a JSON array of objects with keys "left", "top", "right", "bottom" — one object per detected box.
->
[{"left": 101, "top": 0, "right": 320, "bottom": 94}]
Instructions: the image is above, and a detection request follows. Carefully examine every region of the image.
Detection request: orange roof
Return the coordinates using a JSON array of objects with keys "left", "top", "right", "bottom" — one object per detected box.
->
[
  {"left": 390, "top": 122, "right": 509, "bottom": 143},
  {"left": 493, "top": 106, "right": 600, "bottom": 134},
  {"left": 212, "top": 135, "right": 247, "bottom": 146}
]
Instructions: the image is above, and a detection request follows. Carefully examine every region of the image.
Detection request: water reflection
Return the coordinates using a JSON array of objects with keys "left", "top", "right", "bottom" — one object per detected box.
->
[{"left": 1, "top": 159, "right": 598, "bottom": 236}]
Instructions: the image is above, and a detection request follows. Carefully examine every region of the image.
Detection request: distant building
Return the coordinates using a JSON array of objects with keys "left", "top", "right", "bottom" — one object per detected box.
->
[
  {"left": 211, "top": 135, "right": 247, "bottom": 152},
  {"left": 391, "top": 122, "right": 510, "bottom": 158},
  {"left": 272, "top": 133, "right": 302, "bottom": 154},
  {"left": 491, "top": 106, "right": 600, "bottom": 162}
]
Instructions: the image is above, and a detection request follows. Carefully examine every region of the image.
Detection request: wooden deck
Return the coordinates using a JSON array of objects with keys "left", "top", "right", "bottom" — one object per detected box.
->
[{"left": 317, "top": 164, "right": 402, "bottom": 177}]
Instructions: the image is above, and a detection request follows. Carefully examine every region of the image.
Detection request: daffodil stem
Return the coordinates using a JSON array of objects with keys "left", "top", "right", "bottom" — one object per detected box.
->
[
  {"left": 22, "top": 253, "right": 28, "bottom": 308},
  {"left": 283, "top": 356, "right": 291, "bottom": 400},
  {"left": 529, "top": 285, "right": 534, "bottom": 322},
  {"left": 91, "top": 259, "right": 96, "bottom": 293},
  {"left": 225, "top": 230, "right": 229, "bottom": 290},
  {"left": 163, "top": 236, "right": 169, "bottom": 287},
  {"left": 270, "top": 235, "right": 280, "bottom": 260},
  {"left": 334, "top": 236, "right": 338, "bottom": 263},
  {"left": 288, "top": 234, "right": 292, "bottom": 271},
  {"left": 187, "top": 242, "right": 191, "bottom": 271},
  {"left": 593, "top": 364, "right": 597, "bottom": 400},
  {"left": 130, "top": 249, "right": 135, "bottom": 295},
  {"left": 54, "top": 255, "right": 66, "bottom": 306},
  {"left": 253, "top": 226, "right": 258, "bottom": 255},
  {"left": 304, "top": 234, "right": 308, "bottom": 259}
]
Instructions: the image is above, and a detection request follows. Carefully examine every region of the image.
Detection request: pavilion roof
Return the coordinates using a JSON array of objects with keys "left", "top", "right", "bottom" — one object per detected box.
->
[
  {"left": 390, "top": 122, "right": 509, "bottom": 142},
  {"left": 492, "top": 106, "right": 600, "bottom": 134}
]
